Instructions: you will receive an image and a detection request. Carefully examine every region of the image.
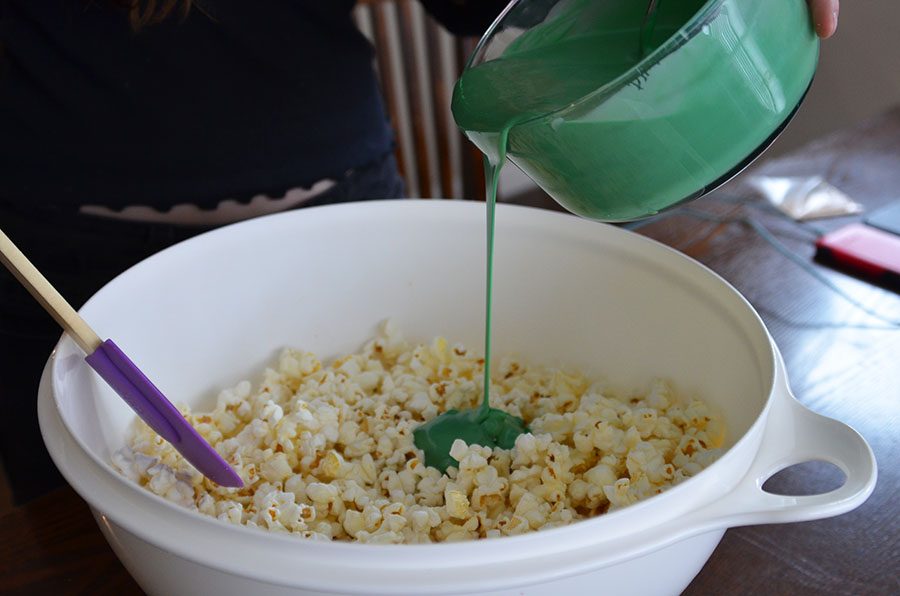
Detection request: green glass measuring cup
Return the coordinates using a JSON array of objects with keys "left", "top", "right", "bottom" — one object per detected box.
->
[{"left": 452, "top": 0, "right": 819, "bottom": 222}]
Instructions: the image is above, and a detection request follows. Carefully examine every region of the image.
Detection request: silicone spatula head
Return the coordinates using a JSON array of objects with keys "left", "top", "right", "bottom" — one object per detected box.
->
[{"left": 86, "top": 340, "right": 244, "bottom": 488}]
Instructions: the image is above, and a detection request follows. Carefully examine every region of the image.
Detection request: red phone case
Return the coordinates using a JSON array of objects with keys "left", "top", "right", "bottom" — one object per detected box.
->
[{"left": 815, "top": 223, "right": 900, "bottom": 289}]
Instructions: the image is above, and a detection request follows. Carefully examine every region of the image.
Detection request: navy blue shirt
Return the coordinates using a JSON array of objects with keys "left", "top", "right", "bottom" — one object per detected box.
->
[{"left": 0, "top": 0, "right": 502, "bottom": 209}]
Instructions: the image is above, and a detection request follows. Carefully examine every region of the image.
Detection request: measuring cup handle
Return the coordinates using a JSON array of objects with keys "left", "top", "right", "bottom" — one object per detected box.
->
[{"left": 703, "top": 380, "right": 877, "bottom": 528}]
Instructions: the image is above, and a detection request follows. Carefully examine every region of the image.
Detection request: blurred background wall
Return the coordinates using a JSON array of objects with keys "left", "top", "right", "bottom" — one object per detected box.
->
[{"left": 767, "top": 0, "right": 900, "bottom": 156}]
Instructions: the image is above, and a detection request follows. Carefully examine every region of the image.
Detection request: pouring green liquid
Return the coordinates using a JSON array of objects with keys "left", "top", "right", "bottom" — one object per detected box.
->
[
  {"left": 414, "top": 0, "right": 817, "bottom": 471},
  {"left": 413, "top": 127, "right": 529, "bottom": 473},
  {"left": 412, "top": 0, "right": 676, "bottom": 473},
  {"left": 413, "top": 0, "right": 670, "bottom": 472}
]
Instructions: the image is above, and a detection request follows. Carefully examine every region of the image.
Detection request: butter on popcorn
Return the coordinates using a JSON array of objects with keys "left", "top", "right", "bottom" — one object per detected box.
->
[{"left": 113, "top": 322, "right": 724, "bottom": 544}]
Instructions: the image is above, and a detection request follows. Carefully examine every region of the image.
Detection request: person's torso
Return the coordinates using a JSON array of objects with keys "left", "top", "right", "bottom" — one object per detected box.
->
[{"left": 0, "top": 0, "right": 394, "bottom": 209}]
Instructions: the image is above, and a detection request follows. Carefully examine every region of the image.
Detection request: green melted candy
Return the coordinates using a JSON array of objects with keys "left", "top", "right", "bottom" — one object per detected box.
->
[
  {"left": 412, "top": 124, "right": 529, "bottom": 473},
  {"left": 413, "top": 407, "right": 528, "bottom": 473}
]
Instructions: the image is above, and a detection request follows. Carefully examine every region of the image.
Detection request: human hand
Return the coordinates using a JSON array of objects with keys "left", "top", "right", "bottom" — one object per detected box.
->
[{"left": 809, "top": 0, "right": 839, "bottom": 39}]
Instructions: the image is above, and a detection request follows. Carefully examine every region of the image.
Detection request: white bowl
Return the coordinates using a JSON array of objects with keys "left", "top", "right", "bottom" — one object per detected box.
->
[{"left": 39, "top": 201, "right": 876, "bottom": 596}]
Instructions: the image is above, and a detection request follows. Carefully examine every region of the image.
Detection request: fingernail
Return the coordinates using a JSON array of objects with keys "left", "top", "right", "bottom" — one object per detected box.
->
[{"left": 832, "top": 9, "right": 839, "bottom": 29}]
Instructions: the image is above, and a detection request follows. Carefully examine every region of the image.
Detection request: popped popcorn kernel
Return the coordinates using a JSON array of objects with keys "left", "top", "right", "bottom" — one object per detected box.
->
[{"left": 444, "top": 486, "right": 470, "bottom": 519}]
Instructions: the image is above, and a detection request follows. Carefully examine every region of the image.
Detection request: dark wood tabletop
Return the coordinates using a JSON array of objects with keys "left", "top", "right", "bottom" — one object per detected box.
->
[{"left": 2, "top": 110, "right": 899, "bottom": 596}]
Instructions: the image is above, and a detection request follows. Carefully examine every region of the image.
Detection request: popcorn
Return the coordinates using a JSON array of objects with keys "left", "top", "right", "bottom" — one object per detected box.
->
[
  {"left": 342, "top": 510, "right": 365, "bottom": 537},
  {"left": 113, "top": 322, "right": 725, "bottom": 544},
  {"left": 306, "top": 482, "right": 340, "bottom": 505},
  {"left": 444, "top": 485, "right": 470, "bottom": 519},
  {"left": 260, "top": 452, "right": 293, "bottom": 483},
  {"left": 319, "top": 450, "right": 345, "bottom": 479}
]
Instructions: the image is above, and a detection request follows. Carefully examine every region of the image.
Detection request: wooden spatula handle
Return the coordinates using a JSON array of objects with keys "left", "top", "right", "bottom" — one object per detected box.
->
[{"left": 0, "top": 228, "right": 102, "bottom": 354}]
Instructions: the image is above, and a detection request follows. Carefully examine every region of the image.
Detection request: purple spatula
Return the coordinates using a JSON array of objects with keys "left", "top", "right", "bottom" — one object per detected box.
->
[{"left": 0, "top": 228, "right": 243, "bottom": 488}]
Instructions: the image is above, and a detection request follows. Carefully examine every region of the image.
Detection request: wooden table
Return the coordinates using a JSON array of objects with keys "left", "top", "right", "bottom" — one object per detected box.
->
[{"left": 2, "top": 111, "right": 899, "bottom": 595}]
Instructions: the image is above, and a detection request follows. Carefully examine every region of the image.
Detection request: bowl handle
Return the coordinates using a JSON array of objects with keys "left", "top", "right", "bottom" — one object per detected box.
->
[{"left": 700, "top": 377, "right": 877, "bottom": 528}]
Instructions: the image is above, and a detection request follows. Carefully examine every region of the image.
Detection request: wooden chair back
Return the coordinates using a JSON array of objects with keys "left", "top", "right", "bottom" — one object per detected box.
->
[{"left": 354, "top": 0, "right": 486, "bottom": 200}]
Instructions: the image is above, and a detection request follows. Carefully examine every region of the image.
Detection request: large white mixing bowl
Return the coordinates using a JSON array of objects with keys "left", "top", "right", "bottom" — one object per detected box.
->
[{"left": 39, "top": 201, "right": 875, "bottom": 595}]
